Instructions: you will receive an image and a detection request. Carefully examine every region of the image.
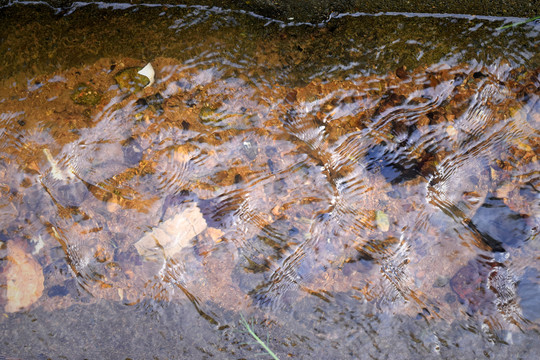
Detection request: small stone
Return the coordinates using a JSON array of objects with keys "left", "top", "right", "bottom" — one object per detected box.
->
[
  {"left": 53, "top": 181, "right": 89, "bottom": 208},
  {"left": 449, "top": 259, "right": 495, "bottom": 313},
  {"left": 433, "top": 276, "right": 449, "bottom": 288},
  {"left": 494, "top": 183, "right": 515, "bottom": 199},
  {"left": 396, "top": 66, "right": 409, "bottom": 80},
  {"left": 462, "top": 191, "right": 482, "bottom": 206},
  {"left": 446, "top": 125, "right": 458, "bottom": 138},
  {"left": 206, "top": 227, "right": 224, "bottom": 243},
  {"left": 122, "top": 137, "right": 144, "bottom": 166},
  {"left": 242, "top": 140, "right": 258, "bottom": 160},
  {"left": 114, "top": 67, "right": 150, "bottom": 93},
  {"left": 271, "top": 204, "right": 282, "bottom": 217},
  {"left": 471, "top": 194, "right": 531, "bottom": 250},
  {"left": 71, "top": 83, "right": 102, "bottom": 106},
  {"left": 199, "top": 106, "right": 220, "bottom": 124},
  {"left": 444, "top": 292, "right": 457, "bottom": 304}
]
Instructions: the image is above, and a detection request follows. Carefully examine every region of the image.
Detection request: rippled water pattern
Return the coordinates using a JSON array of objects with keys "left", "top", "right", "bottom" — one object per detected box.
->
[{"left": 0, "top": 3, "right": 539, "bottom": 359}]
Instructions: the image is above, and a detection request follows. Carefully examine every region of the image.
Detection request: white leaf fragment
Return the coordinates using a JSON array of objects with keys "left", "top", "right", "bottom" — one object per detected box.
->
[
  {"left": 137, "top": 62, "right": 155, "bottom": 87},
  {"left": 135, "top": 203, "right": 207, "bottom": 260}
]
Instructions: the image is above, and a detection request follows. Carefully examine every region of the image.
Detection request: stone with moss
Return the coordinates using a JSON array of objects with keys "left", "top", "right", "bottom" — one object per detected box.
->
[
  {"left": 114, "top": 67, "right": 150, "bottom": 93},
  {"left": 71, "top": 83, "right": 102, "bottom": 106},
  {"left": 199, "top": 105, "right": 220, "bottom": 124}
]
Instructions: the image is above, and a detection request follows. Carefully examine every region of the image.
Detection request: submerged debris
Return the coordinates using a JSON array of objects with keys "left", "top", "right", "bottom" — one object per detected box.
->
[
  {"left": 137, "top": 63, "right": 155, "bottom": 87},
  {"left": 3, "top": 241, "right": 44, "bottom": 313},
  {"left": 134, "top": 203, "right": 207, "bottom": 261},
  {"left": 115, "top": 63, "right": 155, "bottom": 93}
]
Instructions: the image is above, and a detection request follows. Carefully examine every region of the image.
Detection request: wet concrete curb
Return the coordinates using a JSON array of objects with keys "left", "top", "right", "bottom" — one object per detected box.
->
[{"left": 1, "top": 0, "right": 538, "bottom": 22}]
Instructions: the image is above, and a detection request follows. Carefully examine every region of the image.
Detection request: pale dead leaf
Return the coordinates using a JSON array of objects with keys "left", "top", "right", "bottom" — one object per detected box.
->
[
  {"left": 4, "top": 241, "right": 44, "bottom": 313},
  {"left": 135, "top": 203, "right": 207, "bottom": 260}
]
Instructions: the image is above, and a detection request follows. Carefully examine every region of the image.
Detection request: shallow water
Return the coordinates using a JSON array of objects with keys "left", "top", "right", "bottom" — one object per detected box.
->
[{"left": 0, "top": 2, "right": 539, "bottom": 359}]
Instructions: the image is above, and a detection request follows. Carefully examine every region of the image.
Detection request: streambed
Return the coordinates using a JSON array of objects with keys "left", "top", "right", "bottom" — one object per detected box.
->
[{"left": 0, "top": 3, "right": 539, "bottom": 359}]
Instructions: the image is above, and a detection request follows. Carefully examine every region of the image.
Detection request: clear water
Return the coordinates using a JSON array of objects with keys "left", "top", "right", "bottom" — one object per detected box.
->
[{"left": 0, "top": 3, "right": 539, "bottom": 359}]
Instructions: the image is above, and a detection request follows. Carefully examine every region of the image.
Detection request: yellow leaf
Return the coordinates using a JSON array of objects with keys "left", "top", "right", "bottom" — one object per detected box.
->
[{"left": 376, "top": 211, "right": 390, "bottom": 232}]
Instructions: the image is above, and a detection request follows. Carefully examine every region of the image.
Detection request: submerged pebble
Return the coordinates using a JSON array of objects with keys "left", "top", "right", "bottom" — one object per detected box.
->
[
  {"left": 518, "top": 267, "right": 540, "bottom": 321},
  {"left": 433, "top": 276, "right": 449, "bottom": 288},
  {"left": 199, "top": 105, "right": 220, "bottom": 124},
  {"left": 470, "top": 194, "right": 531, "bottom": 251},
  {"left": 71, "top": 83, "right": 102, "bottom": 106},
  {"left": 449, "top": 258, "right": 496, "bottom": 314},
  {"left": 114, "top": 67, "right": 150, "bottom": 93},
  {"left": 47, "top": 181, "right": 90, "bottom": 208},
  {"left": 364, "top": 143, "right": 423, "bottom": 184},
  {"left": 122, "top": 137, "right": 144, "bottom": 166}
]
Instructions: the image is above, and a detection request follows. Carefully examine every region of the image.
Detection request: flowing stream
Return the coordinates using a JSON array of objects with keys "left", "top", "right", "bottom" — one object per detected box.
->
[{"left": 0, "top": 3, "right": 539, "bottom": 359}]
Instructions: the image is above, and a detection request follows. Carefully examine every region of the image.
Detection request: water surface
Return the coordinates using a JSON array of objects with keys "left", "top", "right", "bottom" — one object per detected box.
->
[{"left": 0, "top": 3, "right": 539, "bottom": 359}]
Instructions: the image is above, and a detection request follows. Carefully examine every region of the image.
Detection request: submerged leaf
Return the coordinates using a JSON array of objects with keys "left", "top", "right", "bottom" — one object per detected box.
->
[
  {"left": 134, "top": 203, "right": 207, "bottom": 260},
  {"left": 137, "top": 62, "right": 155, "bottom": 87},
  {"left": 4, "top": 241, "right": 44, "bottom": 313},
  {"left": 376, "top": 211, "right": 390, "bottom": 232}
]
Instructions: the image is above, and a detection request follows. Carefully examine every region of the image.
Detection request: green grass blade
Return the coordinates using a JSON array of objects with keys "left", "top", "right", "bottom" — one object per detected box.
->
[
  {"left": 240, "top": 314, "right": 280, "bottom": 360},
  {"left": 498, "top": 16, "right": 540, "bottom": 30}
]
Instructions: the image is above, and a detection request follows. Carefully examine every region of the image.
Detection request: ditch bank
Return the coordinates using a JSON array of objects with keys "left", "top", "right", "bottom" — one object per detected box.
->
[{"left": 1, "top": 0, "right": 537, "bottom": 22}]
